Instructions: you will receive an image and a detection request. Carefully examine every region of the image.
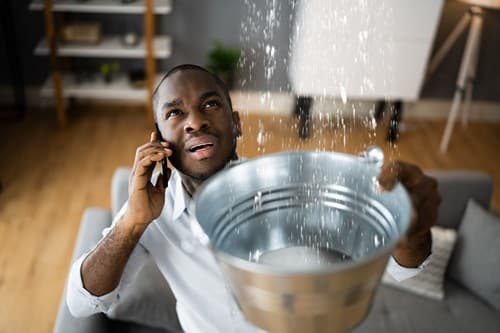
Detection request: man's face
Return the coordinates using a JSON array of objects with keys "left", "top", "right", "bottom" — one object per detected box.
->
[{"left": 155, "top": 69, "right": 241, "bottom": 181}]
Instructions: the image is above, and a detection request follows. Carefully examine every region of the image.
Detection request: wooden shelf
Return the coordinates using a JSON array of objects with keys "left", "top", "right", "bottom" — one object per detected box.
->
[
  {"left": 41, "top": 73, "right": 145, "bottom": 101},
  {"left": 34, "top": 35, "right": 172, "bottom": 58},
  {"left": 34, "top": 0, "right": 166, "bottom": 125},
  {"left": 40, "top": 72, "right": 165, "bottom": 101},
  {"left": 29, "top": 0, "right": 172, "bottom": 14}
]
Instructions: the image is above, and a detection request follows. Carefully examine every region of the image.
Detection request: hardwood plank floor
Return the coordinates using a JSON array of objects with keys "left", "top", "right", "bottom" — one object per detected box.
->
[{"left": 0, "top": 105, "right": 499, "bottom": 333}]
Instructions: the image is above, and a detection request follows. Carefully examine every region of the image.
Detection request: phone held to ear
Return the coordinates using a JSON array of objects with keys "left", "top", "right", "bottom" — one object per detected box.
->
[{"left": 155, "top": 123, "right": 169, "bottom": 187}]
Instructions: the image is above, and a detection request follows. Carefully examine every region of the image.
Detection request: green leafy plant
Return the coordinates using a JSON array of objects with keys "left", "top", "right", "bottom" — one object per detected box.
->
[
  {"left": 206, "top": 41, "right": 241, "bottom": 88},
  {"left": 100, "top": 62, "right": 119, "bottom": 83}
]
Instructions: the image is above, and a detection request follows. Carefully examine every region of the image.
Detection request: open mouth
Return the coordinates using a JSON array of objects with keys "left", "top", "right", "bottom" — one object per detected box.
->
[{"left": 188, "top": 143, "right": 214, "bottom": 152}]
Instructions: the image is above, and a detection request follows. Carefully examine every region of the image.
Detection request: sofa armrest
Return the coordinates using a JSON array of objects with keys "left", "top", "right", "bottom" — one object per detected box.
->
[
  {"left": 111, "top": 167, "right": 132, "bottom": 218},
  {"left": 426, "top": 171, "right": 493, "bottom": 229},
  {"left": 53, "top": 208, "right": 113, "bottom": 333}
]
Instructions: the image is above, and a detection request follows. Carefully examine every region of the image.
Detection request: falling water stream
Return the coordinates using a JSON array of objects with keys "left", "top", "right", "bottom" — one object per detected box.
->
[{"left": 228, "top": 0, "right": 399, "bottom": 269}]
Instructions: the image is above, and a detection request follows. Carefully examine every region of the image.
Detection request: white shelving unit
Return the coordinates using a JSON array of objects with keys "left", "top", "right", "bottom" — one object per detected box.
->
[
  {"left": 40, "top": 73, "right": 147, "bottom": 101},
  {"left": 40, "top": 72, "right": 165, "bottom": 101},
  {"left": 31, "top": 0, "right": 172, "bottom": 126},
  {"left": 34, "top": 35, "right": 172, "bottom": 58},
  {"left": 29, "top": 0, "right": 172, "bottom": 14}
]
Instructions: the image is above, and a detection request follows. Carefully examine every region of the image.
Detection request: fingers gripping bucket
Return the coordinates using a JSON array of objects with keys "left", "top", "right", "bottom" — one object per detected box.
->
[{"left": 191, "top": 150, "right": 411, "bottom": 333}]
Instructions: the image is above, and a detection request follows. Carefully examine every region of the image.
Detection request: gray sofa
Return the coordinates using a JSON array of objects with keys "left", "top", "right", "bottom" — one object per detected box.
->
[{"left": 54, "top": 168, "right": 500, "bottom": 333}]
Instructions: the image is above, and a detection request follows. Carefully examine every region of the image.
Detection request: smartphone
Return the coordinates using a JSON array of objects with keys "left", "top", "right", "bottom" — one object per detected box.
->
[{"left": 155, "top": 123, "right": 169, "bottom": 187}]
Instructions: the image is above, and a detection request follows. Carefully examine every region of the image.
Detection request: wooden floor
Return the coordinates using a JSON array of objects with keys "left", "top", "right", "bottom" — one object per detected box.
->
[{"left": 0, "top": 105, "right": 499, "bottom": 333}]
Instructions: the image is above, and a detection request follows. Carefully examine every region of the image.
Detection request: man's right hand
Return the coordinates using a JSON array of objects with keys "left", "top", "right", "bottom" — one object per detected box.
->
[
  {"left": 80, "top": 131, "right": 172, "bottom": 297},
  {"left": 125, "top": 131, "right": 172, "bottom": 227}
]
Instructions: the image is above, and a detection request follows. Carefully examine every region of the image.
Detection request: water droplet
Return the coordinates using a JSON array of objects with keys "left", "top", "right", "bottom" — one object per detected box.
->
[
  {"left": 253, "top": 191, "right": 263, "bottom": 210},
  {"left": 257, "top": 129, "right": 265, "bottom": 146},
  {"left": 372, "top": 176, "right": 382, "bottom": 192},
  {"left": 249, "top": 249, "right": 262, "bottom": 262}
]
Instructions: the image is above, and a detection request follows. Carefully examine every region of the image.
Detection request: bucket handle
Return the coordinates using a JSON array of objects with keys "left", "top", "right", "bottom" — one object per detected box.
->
[{"left": 358, "top": 146, "right": 384, "bottom": 169}]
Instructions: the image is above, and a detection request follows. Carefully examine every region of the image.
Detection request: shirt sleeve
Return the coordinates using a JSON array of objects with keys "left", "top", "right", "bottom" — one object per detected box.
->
[
  {"left": 385, "top": 254, "right": 432, "bottom": 282},
  {"left": 66, "top": 202, "right": 149, "bottom": 317}
]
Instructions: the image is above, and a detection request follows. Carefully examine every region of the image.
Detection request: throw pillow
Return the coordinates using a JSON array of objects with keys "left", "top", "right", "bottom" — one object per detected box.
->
[
  {"left": 106, "top": 259, "right": 182, "bottom": 332},
  {"left": 382, "top": 226, "right": 457, "bottom": 300},
  {"left": 448, "top": 199, "right": 500, "bottom": 311}
]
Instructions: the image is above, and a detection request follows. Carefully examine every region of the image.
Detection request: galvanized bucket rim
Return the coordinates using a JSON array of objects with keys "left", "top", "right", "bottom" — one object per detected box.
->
[{"left": 192, "top": 150, "right": 412, "bottom": 275}]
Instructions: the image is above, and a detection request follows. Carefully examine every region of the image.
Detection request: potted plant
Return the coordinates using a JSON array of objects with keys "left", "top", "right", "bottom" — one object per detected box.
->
[
  {"left": 100, "top": 62, "right": 119, "bottom": 83},
  {"left": 206, "top": 41, "right": 241, "bottom": 89}
]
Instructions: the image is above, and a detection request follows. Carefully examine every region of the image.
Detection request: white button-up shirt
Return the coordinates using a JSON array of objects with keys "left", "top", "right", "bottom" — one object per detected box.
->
[{"left": 67, "top": 169, "right": 426, "bottom": 333}]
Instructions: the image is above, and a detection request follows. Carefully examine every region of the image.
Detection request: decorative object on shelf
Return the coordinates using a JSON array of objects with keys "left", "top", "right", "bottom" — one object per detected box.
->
[
  {"left": 206, "top": 41, "right": 241, "bottom": 89},
  {"left": 122, "top": 32, "right": 140, "bottom": 47},
  {"left": 100, "top": 62, "right": 119, "bottom": 83},
  {"left": 75, "top": 72, "right": 95, "bottom": 84},
  {"left": 128, "top": 69, "right": 146, "bottom": 88},
  {"left": 60, "top": 22, "right": 101, "bottom": 44}
]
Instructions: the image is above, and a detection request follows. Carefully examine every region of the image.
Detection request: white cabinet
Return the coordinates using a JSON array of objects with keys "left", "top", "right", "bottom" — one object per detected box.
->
[{"left": 289, "top": 0, "right": 444, "bottom": 101}]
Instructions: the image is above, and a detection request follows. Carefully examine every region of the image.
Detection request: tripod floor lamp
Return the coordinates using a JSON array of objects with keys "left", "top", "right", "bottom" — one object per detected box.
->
[{"left": 427, "top": 0, "right": 500, "bottom": 152}]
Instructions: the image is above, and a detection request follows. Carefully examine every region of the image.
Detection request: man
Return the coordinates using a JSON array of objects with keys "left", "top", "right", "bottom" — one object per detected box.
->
[{"left": 67, "top": 64, "right": 441, "bottom": 332}]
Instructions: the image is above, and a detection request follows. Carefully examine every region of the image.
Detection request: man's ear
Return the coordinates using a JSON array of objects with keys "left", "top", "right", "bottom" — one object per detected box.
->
[{"left": 232, "top": 111, "right": 242, "bottom": 137}]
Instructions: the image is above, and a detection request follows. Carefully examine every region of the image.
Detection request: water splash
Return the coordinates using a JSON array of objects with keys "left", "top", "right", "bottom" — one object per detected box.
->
[
  {"left": 248, "top": 249, "right": 262, "bottom": 262},
  {"left": 339, "top": 85, "right": 347, "bottom": 105},
  {"left": 256, "top": 121, "right": 267, "bottom": 153},
  {"left": 253, "top": 191, "right": 263, "bottom": 210},
  {"left": 234, "top": 0, "right": 399, "bottom": 269}
]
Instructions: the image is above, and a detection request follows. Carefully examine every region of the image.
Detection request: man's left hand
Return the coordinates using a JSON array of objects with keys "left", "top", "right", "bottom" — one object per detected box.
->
[{"left": 378, "top": 161, "right": 442, "bottom": 268}]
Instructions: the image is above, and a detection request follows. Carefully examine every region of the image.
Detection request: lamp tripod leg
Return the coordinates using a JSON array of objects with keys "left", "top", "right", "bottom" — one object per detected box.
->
[
  {"left": 426, "top": 12, "right": 471, "bottom": 80},
  {"left": 462, "top": 18, "right": 482, "bottom": 127},
  {"left": 462, "top": 72, "right": 474, "bottom": 127},
  {"left": 440, "top": 7, "right": 483, "bottom": 152}
]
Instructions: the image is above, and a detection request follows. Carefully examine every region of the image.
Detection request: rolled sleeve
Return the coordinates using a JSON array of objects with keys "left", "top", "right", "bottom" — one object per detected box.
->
[
  {"left": 385, "top": 254, "right": 432, "bottom": 282},
  {"left": 66, "top": 254, "right": 120, "bottom": 317},
  {"left": 65, "top": 201, "right": 149, "bottom": 318}
]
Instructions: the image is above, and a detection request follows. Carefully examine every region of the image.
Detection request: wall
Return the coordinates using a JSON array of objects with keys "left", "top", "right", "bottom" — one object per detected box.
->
[{"left": 0, "top": 0, "right": 48, "bottom": 86}]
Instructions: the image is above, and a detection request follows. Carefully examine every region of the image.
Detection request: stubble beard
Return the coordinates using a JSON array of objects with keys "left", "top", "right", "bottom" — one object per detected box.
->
[{"left": 176, "top": 138, "right": 238, "bottom": 182}]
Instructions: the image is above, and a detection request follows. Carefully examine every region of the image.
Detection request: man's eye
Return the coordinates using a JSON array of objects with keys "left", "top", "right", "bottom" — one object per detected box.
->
[
  {"left": 204, "top": 100, "right": 220, "bottom": 109},
  {"left": 166, "top": 109, "right": 182, "bottom": 119}
]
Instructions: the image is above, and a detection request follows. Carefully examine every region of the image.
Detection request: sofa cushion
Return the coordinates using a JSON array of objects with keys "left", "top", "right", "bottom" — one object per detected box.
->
[
  {"left": 54, "top": 208, "right": 113, "bottom": 333},
  {"left": 425, "top": 171, "right": 493, "bottom": 229},
  {"left": 106, "top": 259, "right": 181, "bottom": 333},
  {"left": 448, "top": 199, "right": 500, "bottom": 311},
  {"left": 382, "top": 226, "right": 457, "bottom": 300},
  {"left": 352, "top": 280, "right": 500, "bottom": 333}
]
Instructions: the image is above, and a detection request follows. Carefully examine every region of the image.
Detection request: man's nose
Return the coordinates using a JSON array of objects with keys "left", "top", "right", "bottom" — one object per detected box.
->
[{"left": 184, "top": 110, "right": 209, "bottom": 133}]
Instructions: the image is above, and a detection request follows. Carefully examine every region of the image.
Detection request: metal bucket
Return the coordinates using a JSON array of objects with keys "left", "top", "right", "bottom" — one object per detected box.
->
[{"left": 191, "top": 150, "right": 411, "bottom": 333}]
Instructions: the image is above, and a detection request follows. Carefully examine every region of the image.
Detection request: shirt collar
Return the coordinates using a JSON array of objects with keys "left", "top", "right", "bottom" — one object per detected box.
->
[
  {"left": 170, "top": 157, "right": 245, "bottom": 221},
  {"left": 172, "top": 171, "right": 191, "bottom": 221}
]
